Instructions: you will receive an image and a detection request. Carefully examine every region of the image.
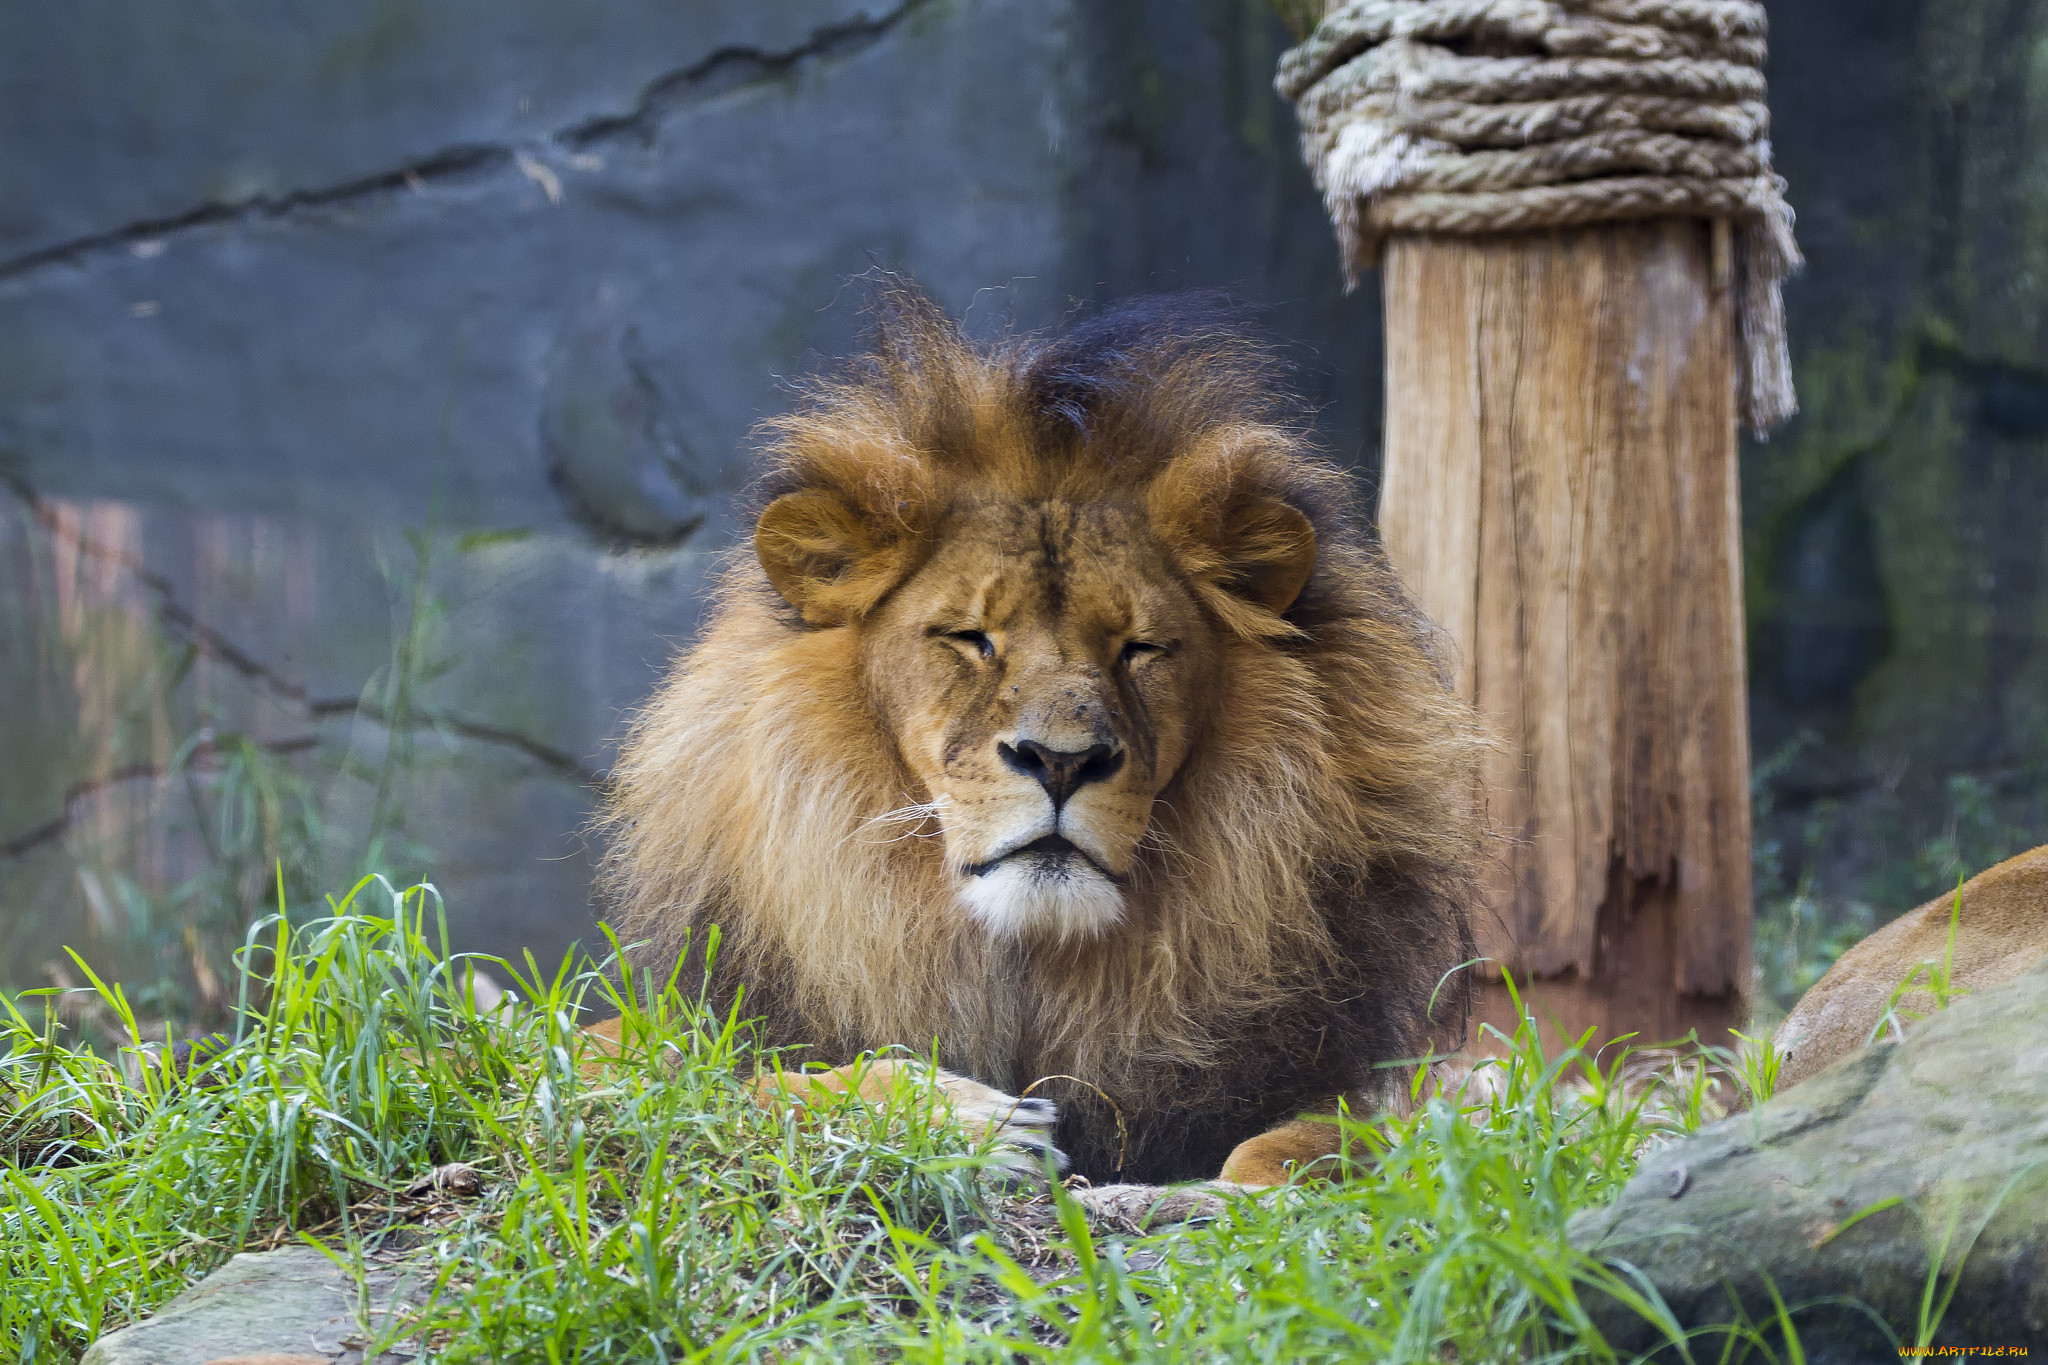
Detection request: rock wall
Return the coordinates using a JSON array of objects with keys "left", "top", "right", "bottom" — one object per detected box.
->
[
  {"left": 0, "top": 0, "right": 1379, "bottom": 1007},
  {"left": 6, "top": 0, "right": 2045, "bottom": 1019},
  {"left": 1748, "top": 0, "right": 2048, "bottom": 1009}
]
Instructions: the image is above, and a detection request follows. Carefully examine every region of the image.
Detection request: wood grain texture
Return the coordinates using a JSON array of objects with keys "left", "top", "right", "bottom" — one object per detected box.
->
[{"left": 1379, "top": 218, "right": 1752, "bottom": 1044}]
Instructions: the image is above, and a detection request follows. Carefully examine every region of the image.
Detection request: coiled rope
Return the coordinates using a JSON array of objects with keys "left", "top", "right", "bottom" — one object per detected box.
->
[{"left": 1277, "top": 0, "right": 1800, "bottom": 432}]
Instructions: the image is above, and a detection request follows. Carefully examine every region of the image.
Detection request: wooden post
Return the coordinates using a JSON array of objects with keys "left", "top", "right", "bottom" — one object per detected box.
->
[{"left": 1378, "top": 217, "right": 1753, "bottom": 1053}]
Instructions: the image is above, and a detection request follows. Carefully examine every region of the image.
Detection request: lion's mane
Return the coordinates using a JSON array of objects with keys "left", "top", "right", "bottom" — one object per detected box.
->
[{"left": 600, "top": 287, "right": 1484, "bottom": 1182}]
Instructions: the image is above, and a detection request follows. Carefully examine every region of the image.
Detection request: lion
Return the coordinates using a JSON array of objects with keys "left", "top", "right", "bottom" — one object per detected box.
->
[
  {"left": 1770, "top": 843, "right": 2048, "bottom": 1091},
  {"left": 590, "top": 283, "right": 1485, "bottom": 1187}
]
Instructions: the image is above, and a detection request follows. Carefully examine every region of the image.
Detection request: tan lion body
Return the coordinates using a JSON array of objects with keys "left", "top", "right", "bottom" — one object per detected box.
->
[
  {"left": 598, "top": 287, "right": 1483, "bottom": 1185},
  {"left": 1772, "top": 844, "right": 2048, "bottom": 1091}
]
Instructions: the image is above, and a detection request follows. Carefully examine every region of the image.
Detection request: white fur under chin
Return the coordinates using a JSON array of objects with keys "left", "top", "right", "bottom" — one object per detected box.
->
[{"left": 959, "top": 858, "right": 1125, "bottom": 940}]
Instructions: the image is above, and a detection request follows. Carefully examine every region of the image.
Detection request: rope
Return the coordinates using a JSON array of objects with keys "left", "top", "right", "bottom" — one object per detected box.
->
[{"left": 1277, "top": 0, "right": 1800, "bottom": 432}]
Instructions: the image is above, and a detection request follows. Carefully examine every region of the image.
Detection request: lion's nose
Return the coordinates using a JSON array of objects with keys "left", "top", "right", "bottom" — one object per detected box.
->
[{"left": 997, "top": 738, "right": 1125, "bottom": 810}]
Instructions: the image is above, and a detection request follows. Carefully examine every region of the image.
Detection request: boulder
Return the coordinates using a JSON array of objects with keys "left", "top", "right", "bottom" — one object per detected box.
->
[
  {"left": 1772, "top": 844, "right": 2048, "bottom": 1090},
  {"left": 81, "top": 1245, "right": 426, "bottom": 1365},
  {"left": 1570, "top": 955, "right": 2048, "bottom": 1356},
  {"left": 78, "top": 1181, "right": 1219, "bottom": 1361}
]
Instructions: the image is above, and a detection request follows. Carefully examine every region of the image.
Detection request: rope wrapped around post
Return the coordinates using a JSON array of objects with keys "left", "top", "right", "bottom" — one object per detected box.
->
[{"left": 1277, "top": 0, "right": 1800, "bottom": 432}]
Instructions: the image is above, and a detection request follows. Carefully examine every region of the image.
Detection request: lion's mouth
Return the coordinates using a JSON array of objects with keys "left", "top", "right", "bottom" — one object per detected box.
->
[{"left": 962, "top": 834, "right": 1121, "bottom": 883}]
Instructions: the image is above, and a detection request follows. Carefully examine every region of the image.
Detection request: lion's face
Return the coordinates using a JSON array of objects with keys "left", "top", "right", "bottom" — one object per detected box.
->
[{"left": 862, "top": 499, "right": 1221, "bottom": 940}]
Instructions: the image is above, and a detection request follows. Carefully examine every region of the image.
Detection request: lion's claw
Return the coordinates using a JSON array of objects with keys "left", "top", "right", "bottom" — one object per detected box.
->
[
  {"left": 1008, "top": 1095, "right": 1058, "bottom": 1125},
  {"left": 930, "top": 1069, "right": 1069, "bottom": 1183}
]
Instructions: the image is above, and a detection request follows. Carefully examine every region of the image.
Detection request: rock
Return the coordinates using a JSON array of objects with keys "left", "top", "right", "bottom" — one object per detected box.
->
[
  {"left": 81, "top": 1246, "right": 426, "bottom": 1365},
  {"left": 1071, "top": 1182, "right": 1231, "bottom": 1231},
  {"left": 400, "top": 1161, "right": 482, "bottom": 1200},
  {"left": 540, "top": 287, "right": 711, "bottom": 548},
  {"left": 0, "top": 0, "right": 1378, "bottom": 983},
  {"left": 1570, "top": 956, "right": 2048, "bottom": 1355},
  {"left": 84, "top": 1181, "right": 1221, "bottom": 1362},
  {"left": 1772, "top": 844, "right": 2048, "bottom": 1091}
]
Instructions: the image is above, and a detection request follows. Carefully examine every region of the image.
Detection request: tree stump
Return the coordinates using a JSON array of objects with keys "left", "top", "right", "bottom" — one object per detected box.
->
[{"left": 1378, "top": 217, "right": 1753, "bottom": 1053}]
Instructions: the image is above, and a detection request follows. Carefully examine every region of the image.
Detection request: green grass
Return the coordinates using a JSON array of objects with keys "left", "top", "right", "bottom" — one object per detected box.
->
[{"left": 0, "top": 879, "right": 1858, "bottom": 1363}]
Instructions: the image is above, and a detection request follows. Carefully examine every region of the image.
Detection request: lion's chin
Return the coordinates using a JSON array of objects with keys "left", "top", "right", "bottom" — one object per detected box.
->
[{"left": 958, "top": 857, "right": 1125, "bottom": 942}]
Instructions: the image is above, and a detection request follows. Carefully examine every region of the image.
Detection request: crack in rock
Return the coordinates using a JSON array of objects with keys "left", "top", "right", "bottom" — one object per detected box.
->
[
  {"left": 1, "top": 746, "right": 318, "bottom": 864},
  {"left": 0, "top": 1, "right": 927, "bottom": 282},
  {"left": 0, "top": 145, "right": 510, "bottom": 283},
  {"left": 0, "top": 475, "right": 603, "bottom": 865},
  {"left": 561, "top": 0, "right": 924, "bottom": 148},
  {"left": 339, "top": 702, "right": 609, "bottom": 791}
]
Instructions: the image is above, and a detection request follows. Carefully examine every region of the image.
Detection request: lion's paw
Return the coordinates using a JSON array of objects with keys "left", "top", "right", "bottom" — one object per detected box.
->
[
  {"left": 930, "top": 1068, "right": 1068, "bottom": 1184},
  {"left": 752, "top": 1058, "right": 1067, "bottom": 1182}
]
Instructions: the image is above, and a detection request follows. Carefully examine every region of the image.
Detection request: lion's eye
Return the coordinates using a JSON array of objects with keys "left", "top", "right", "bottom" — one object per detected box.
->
[
  {"left": 943, "top": 629, "right": 995, "bottom": 660},
  {"left": 1120, "top": 640, "right": 1164, "bottom": 666}
]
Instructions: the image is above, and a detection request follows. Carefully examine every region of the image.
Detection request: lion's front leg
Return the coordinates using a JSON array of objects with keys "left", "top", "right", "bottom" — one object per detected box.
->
[
  {"left": 1219, "top": 1080, "right": 1428, "bottom": 1186},
  {"left": 752, "top": 1058, "right": 1068, "bottom": 1180},
  {"left": 1217, "top": 1117, "right": 1352, "bottom": 1187}
]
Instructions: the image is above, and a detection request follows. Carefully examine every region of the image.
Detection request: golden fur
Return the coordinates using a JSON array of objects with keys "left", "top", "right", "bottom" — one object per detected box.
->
[
  {"left": 599, "top": 284, "right": 1484, "bottom": 1182},
  {"left": 1772, "top": 844, "right": 2048, "bottom": 1091}
]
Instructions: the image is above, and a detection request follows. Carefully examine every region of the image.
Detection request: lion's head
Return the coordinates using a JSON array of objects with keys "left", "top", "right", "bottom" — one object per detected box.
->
[
  {"left": 831, "top": 491, "right": 1300, "bottom": 942},
  {"left": 602, "top": 285, "right": 1484, "bottom": 1181}
]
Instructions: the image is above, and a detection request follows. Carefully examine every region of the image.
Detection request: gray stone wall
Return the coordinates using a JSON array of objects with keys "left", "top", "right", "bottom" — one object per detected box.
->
[
  {"left": 0, "top": 0, "right": 1378, "bottom": 1009},
  {"left": 1747, "top": 0, "right": 2048, "bottom": 1008},
  {"left": 7, "top": 0, "right": 2044, "bottom": 1023}
]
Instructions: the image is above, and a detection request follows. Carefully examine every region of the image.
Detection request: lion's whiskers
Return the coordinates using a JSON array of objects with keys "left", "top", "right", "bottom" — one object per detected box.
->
[{"left": 852, "top": 797, "right": 951, "bottom": 847}]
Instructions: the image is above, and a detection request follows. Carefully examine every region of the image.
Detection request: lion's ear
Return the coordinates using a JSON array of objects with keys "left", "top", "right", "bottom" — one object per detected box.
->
[
  {"left": 754, "top": 490, "right": 910, "bottom": 626},
  {"left": 1213, "top": 495, "right": 1317, "bottom": 617},
  {"left": 1151, "top": 468, "right": 1318, "bottom": 636}
]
